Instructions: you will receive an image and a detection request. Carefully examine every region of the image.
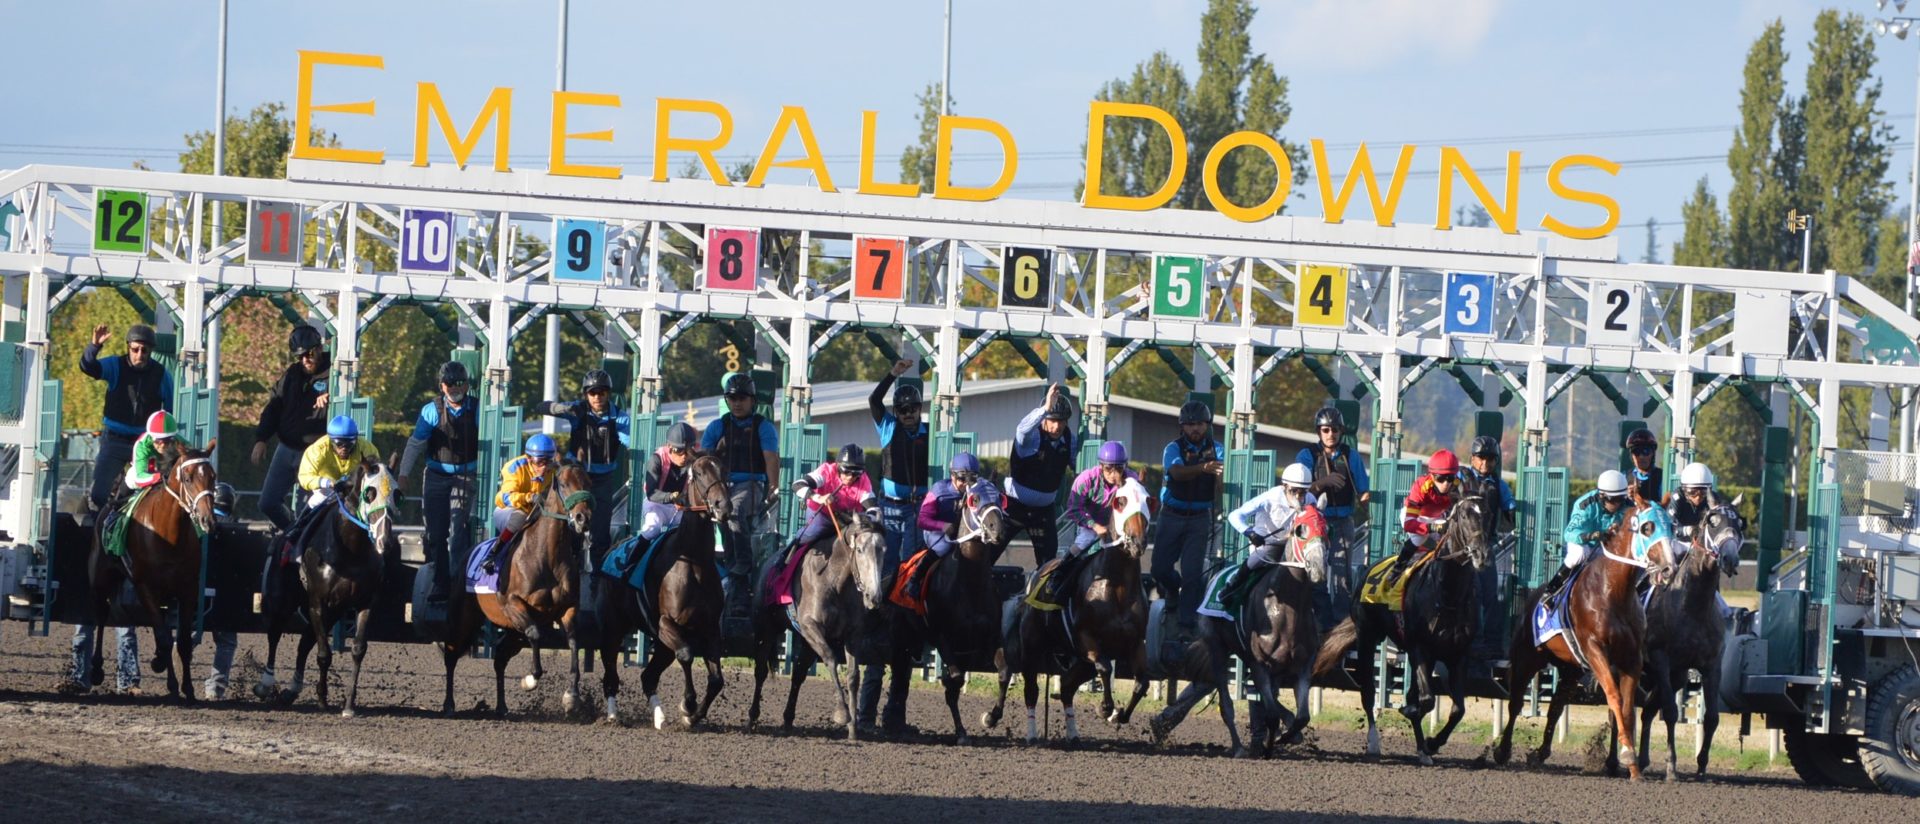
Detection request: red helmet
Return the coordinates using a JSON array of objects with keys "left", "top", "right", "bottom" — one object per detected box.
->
[{"left": 1427, "top": 449, "right": 1459, "bottom": 476}]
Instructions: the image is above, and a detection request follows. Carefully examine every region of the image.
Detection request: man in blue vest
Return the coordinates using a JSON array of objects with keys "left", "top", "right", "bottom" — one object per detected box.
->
[
  {"left": 856, "top": 359, "right": 929, "bottom": 731},
  {"left": 250, "top": 324, "right": 331, "bottom": 530},
  {"left": 1461, "top": 435, "right": 1517, "bottom": 656},
  {"left": 701, "top": 373, "right": 780, "bottom": 620},
  {"left": 398, "top": 360, "right": 480, "bottom": 604},
  {"left": 1004, "top": 384, "right": 1075, "bottom": 566},
  {"left": 534, "top": 368, "right": 632, "bottom": 567},
  {"left": 1152, "top": 399, "right": 1223, "bottom": 648},
  {"left": 1296, "top": 406, "right": 1370, "bottom": 631}
]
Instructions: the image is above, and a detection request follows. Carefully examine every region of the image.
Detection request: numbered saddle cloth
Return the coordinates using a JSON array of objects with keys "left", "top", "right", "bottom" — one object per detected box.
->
[
  {"left": 887, "top": 548, "right": 936, "bottom": 616},
  {"left": 1356, "top": 552, "right": 1434, "bottom": 611},
  {"left": 465, "top": 538, "right": 501, "bottom": 595},
  {"left": 102, "top": 486, "right": 152, "bottom": 559},
  {"left": 1531, "top": 563, "right": 1589, "bottom": 650}
]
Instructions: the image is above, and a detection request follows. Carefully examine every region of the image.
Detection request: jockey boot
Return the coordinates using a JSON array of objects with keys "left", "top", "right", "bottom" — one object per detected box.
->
[
  {"left": 1539, "top": 564, "right": 1574, "bottom": 601},
  {"left": 1044, "top": 553, "right": 1079, "bottom": 603},
  {"left": 1387, "top": 541, "right": 1419, "bottom": 580},
  {"left": 482, "top": 529, "right": 515, "bottom": 575},
  {"left": 905, "top": 554, "right": 936, "bottom": 601}
]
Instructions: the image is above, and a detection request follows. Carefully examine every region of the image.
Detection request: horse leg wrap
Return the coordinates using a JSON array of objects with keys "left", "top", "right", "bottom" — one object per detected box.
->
[
  {"left": 650, "top": 695, "right": 665, "bottom": 730},
  {"left": 1064, "top": 706, "right": 1079, "bottom": 739},
  {"left": 1026, "top": 708, "right": 1037, "bottom": 742},
  {"left": 605, "top": 696, "right": 617, "bottom": 720}
]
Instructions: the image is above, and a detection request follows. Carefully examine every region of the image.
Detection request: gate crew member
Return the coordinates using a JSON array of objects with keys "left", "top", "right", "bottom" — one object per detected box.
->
[
  {"left": 639, "top": 422, "right": 700, "bottom": 541},
  {"left": 399, "top": 360, "right": 480, "bottom": 604},
  {"left": 701, "top": 373, "right": 780, "bottom": 620},
  {"left": 1626, "top": 428, "right": 1663, "bottom": 503},
  {"left": 534, "top": 368, "right": 631, "bottom": 566},
  {"left": 251, "top": 325, "right": 331, "bottom": 530},
  {"left": 1297, "top": 406, "right": 1369, "bottom": 630},
  {"left": 869, "top": 360, "right": 930, "bottom": 581},
  {"left": 1542, "top": 469, "right": 1632, "bottom": 599},
  {"left": 1152, "top": 400, "right": 1223, "bottom": 639},
  {"left": 204, "top": 482, "right": 241, "bottom": 700},
  {"left": 1004, "top": 384, "right": 1075, "bottom": 566},
  {"left": 1461, "top": 435, "right": 1517, "bottom": 655}
]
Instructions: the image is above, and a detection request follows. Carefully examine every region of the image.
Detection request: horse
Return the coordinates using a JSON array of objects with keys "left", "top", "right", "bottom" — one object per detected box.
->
[
  {"left": 254, "top": 456, "right": 400, "bottom": 717},
  {"left": 1150, "top": 506, "right": 1328, "bottom": 758},
  {"left": 438, "top": 460, "right": 593, "bottom": 718},
  {"left": 1311, "top": 482, "right": 1494, "bottom": 764},
  {"left": 87, "top": 438, "right": 219, "bottom": 701},
  {"left": 1486, "top": 487, "right": 1677, "bottom": 781},
  {"left": 983, "top": 477, "right": 1153, "bottom": 743},
  {"left": 1637, "top": 493, "right": 1746, "bottom": 780},
  {"left": 747, "top": 506, "right": 887, "bottom": 738},
  {"left": 889, "top": 491, "right": 1013, "bottom": 743}
]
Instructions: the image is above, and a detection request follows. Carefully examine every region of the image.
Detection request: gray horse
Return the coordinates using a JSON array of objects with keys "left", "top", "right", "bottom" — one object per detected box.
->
[
  {"left": 1638, "top": 493, "right": 1746, "bottom": 780},
  {"left": 748, "top": 509, "right": 888, "bottom": 738}
]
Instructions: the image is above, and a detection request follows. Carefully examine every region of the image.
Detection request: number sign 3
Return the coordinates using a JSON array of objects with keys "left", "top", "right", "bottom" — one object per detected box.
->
[
  {"left": 551, "top": 219, "right": 606, "bottom": 283},
  {"left": 1442, "top": 271, "right": 1496, "bottom": 337},
  {"left": 1585, "top": 281, "right": 1643, "bottom": 347},
  {"left": 399, "top": 208, "right": 457, "bottom": 275},
  {"left": 999, "top": 246, "right": 1054, "bottom": 310},
  {"left": 853, "top": 235, "right": 907, "bottom": 301},
  {"left": 1294, "top": 265, "right": 1349, "bottom": 329},
  {"left": 703, "top": 227, "right": 759, "bottom": 292},
  {"left": 92, "top": 189, "right": 149, "bottom": 256},
  {"left": 248, "top": 200, "right": 305, "bottom": 266}
]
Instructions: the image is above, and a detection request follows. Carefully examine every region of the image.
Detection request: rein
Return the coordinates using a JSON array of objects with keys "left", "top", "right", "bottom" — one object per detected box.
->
[
  {"left": 954, "top": 503, "right": 1002, "bottom": 545},
  {"left": 161, "top": 456, "right": 214, "bottom": 536},
  {"left": 542, "top": 488, "right": 595, "bottom": 521}
]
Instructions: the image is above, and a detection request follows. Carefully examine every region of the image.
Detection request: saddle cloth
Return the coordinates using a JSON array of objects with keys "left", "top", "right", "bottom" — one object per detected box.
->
[
  {"left": 1531, "top": 563, "right": 1588, "bottom": 648},
  {"left": 1197, "top": 563, "right": 1249, "bottom": 621},
  {"left": 1357, "top": 552, "right": 1435, "bottom": 612},
  {"left": 887, "top": 548, "right": 937, "bottom": 615},
  {"left": 102, "top": 486, "right": 152, "bottom": 559},
  {"left": 465, "top": 538, "right": 501, "bottom": 594}
]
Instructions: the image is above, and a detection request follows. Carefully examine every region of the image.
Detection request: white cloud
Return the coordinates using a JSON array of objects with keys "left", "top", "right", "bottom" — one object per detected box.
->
[{"left": 1265, "top": 0, "right": 1505, "bottom": 68}]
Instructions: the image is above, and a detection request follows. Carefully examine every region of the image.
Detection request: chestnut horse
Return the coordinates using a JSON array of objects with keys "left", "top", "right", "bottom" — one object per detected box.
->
[
  {"left": 88, "top": 439, "right": 219, "bottom": 701},
  {"left": 984, "top": 477, "right": 1153, "bottom": 743},
  {"left": 440, "top": 461, "right": 593, "bottom": 718},
  {"left": 1488, "top": 488, "right": 1677, "bottom": 781}
]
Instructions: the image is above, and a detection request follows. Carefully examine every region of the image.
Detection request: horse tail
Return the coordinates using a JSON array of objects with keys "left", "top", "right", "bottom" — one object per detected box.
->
[{"left": 1311, "top": 617, "right": 1360, "bottom": 679}]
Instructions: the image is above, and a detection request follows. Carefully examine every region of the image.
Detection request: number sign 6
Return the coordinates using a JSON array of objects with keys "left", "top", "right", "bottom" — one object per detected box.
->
[
  {"left": 998, "top": 246, "right": 1054, "bottom": 310},
  {"left": 1585, "top": 280, "right": 1643, "bottom": 347}
]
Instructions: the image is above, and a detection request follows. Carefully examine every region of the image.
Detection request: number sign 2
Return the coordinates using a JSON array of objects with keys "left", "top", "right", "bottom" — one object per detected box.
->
[
  {"left": 399, "top": 208, "right": 456, "bottom": 276},
  {"left": 551, "top": 219, "right": 606, "bottom": 283},
  {"left": 853, "top": 235, "right": 907, "bottom": 301},
  {"left": 248, "top": 200, "right": 305, "bottom": 266},
  {"left": 1151, "top": 254, "right": 1206, "bottom": 320},
  {"left": 1585, "top": 281, "right": 1643, "bottom": 347},
  {"left": 703, "top": 226, "right": 759, "bottom": 292},
  {"left": 1442, "top": 271, "right": 1496, "bottom": 337},
  {"left": 1294, "top": 265, "right": 1349, "bottom": 329},
  {"left": 92, "top": 189, "right": 149, "bottom": 255},
  {"left": 999, "top": 246, "right": 1054, "bottom": 310}
]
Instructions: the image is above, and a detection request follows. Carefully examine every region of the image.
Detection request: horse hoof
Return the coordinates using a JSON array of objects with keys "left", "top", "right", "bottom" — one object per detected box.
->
[
  {"left": 521, "top": 674, "right": 539, "bottom": 692},
  {"left": 1418, "top": 752, "right": 1434, "bottom": 767},
  {"left": 979, "top": 711, "right": 998, "bottom": 729},
  {"left": 150, "top": 657, "right": 167, "bottom": 675},
  {"left": 251, "top": 683, "right": 274, "bottom": 701},
  {"left": 1148, "top": 716, "right": 1173, "bottom": 746},
  {"left": 956, "top": 734, "right": 972, "bottom": 746},
  {"left": 652, "top": 706, "right": 666, "bottom": 730},
  {"left": 562, "top": 690, "right": 577, "bottom": 713},
  {"left": 340, "top": 707, "right": 356, "bottom": 719},
  {"left": 276, "top": 690, "right": 298, "bottom": 707},
  {"left": 680, "top": 713, "right": 694, "bottom": 728},
  {"left": 1231, "top": 747, "right": 1253, "bottom": 760},
  {"left": 831, "top": 708, "right": 848, "bottom": 726}
]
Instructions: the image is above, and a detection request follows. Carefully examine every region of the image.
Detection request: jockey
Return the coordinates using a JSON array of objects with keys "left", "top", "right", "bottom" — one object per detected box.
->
[
  {"left": 1387, "top": 449, "right": 1462, "bottom": 577},
  {"left": 1626, "top": 427, "right": 1663, "bottom": 503},
  {"left": 122, "top": 410, "right": 178, "bottom": 491},
  {"left": 282, "top": 415, "right": 380, "bottom": 562},
  {"left": 917, "top": 452, "right": 1001, "bottom": 558},
  {"left": 778, "top": 444, "right": 879, "bottom": 566},
  {"left": 1666, "top": 461, "right": 1722, "bottom": 542},
  {"left": 1542, "top": 469, "right": 1632, "bottom": 599},
  {"left": 1041, "top": 441, "right": 1139, "bottom": 602},
  {"left": 481, "top": 433, "right": 560, "bottom": 574},
  {"left": 639, "top": 422, "right": 699, "bottom": 541},
  {"left": 1227, "top": 462, "right": 1320, "bottom": 571}
]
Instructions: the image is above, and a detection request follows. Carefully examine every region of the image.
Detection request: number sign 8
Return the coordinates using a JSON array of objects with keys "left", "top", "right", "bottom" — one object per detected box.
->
[
  {"left": 703, "top": 227, "right": 759, "bottom": 292},
  {"left": 399, "top": 208, "right": 456, "bottom": 275}
]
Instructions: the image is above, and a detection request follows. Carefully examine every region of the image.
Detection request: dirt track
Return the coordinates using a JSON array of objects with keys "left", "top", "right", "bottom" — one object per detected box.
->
[{"left": 0, "top": 624, "right": 1909, "bottom": 823}]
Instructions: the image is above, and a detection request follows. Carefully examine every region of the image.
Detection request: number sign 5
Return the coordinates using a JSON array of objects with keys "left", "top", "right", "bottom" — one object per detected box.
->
[
  {"left": 551, "top": 219, "right": 607, "bottom": 283},
  {"left": 1442, "top": 271, "right": 1496, "bottom": 337},
  {"left": 1152, "top": 254, "right": 1206, "bottom": 320},
  {"left": 853, "top": 235, "right": 907, "bottom": 301},
  {"left": 703, "top": 226, "right": 759, "bottom": 292},
  {"left": 1585, "top": 281, "right": 1643, "bottom": 347}
]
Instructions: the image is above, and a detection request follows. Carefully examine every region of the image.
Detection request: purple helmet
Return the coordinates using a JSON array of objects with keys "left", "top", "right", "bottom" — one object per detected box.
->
[
  {"left": 949, "top": 451, "right": 981, "bottom": 475},
  {"left": 1097, "top": 440, "right": 1128, "bottom": 466}
]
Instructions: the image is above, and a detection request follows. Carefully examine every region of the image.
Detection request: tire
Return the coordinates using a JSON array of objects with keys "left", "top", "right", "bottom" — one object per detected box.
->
[
  {"left": 1783, "top": 727, "right": 1875, "bottom": 789},
  {"left": 1861, "top": 665, "right": 1920, "bottom": 796}
]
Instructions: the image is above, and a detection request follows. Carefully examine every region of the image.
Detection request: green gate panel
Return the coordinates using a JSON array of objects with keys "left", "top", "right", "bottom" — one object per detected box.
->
[
  {"left": 1334, "top": 399, "right": 1361, "bottom": 445},
  {"left": 1475, "top": 411, "right": 1503, "bottom": 442},
  {"left": 0, "top": 341, "right": 28, "bottom": 422},
  {"left": 1220, "top": 449, "right": 1276, "bottom": 563},
  {"left": 778, "top": 422, "right": 827, "bottom": 536},
  {"left": 1756, "top": 425, "right": 1790, "bottom": 592},
  {"left": 1516, "top": 465, "right": 1569, "bottom": 590},
  {"left": 624, "top": 412, "right": 680, "bottom": 530},
  {"left": 1367, "top": 458, "right": 1426, "bottom": 564},
  {"left": 475, "top": 405, "right": 523, "bottom": 535},
  {"left": 930, "top": 430, "right": 975, "bottom": 480}
]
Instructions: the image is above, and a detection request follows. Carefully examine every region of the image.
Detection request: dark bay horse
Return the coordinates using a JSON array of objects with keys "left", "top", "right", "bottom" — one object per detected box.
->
[
  {"left": 1638, "top": 493, "right": 1746, "bottom": 780},
  {"left": 984, "top": 477, "right": 1153, "bottom": 743},
  {"left": 1312, "top": 484, "right": 1493, "bottom": 764},
  {"left": 748, "top": 507, "right": 887, "bottom": 738},
  {"left": 890, "top": 492, "right": 1012, "bottom": 743},
  {"left": 88, "top": 439, "right": 219, "bottom": 701},
  {"left": 1488, "top": 488, "right": 1677, "bottom": 781},
  {"left": 439, "top": 461, "right": 593, "bottom": 718},
  {"left": 1150, "top": 507, "right": 1328, "bottom": 757},
  {"left": 255, "top": 457, "right": 400, "bottom": 717}
]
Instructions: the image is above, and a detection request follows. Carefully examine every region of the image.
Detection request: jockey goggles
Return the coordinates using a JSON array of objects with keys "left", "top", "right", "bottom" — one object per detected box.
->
[{"left": 330, "top": 436, "right": 357, "bottom": 450}]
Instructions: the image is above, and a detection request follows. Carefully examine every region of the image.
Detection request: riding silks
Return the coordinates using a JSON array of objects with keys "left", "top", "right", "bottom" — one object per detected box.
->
[
  {"left": 102, "top": 486, "right": 151, "bottom": 558},
  {"left": 1357, "top": 551, "right": 1435, "bottom": 611}
]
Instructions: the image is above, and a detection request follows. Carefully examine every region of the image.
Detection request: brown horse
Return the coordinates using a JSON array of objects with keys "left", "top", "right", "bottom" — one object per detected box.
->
[
  {"left": 439, "top": 461, "right": 593, "bottom": 718},
  {"left": 984, "top": 477, "right": 1153, "bottom": 743},
  {"left": 1487, "top": 487, "right": 1677, "bottom": 781},
  {"left": 88, "top": 438, "right": 219, "bottom": 701},
  {"left": 255, "top": 456, "right": 400, "bottom": 717},
  {"left": 889, "top": 491, "right": 1013, "bottom": 743},
  {"left": 748, "top": 506, "right": 887, "bottom": 738},
  {"left": 1638, "top": 493, "right": 1745, "bottom": 780}
]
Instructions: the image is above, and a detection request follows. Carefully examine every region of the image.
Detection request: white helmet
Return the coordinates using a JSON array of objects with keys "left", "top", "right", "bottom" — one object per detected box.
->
[
  {"left": 1596, "top": 469, "right": 1629, "bottom": 498},
  {"left": 1679, "top": 462, "right": 1715, "bottom": 489},
  {"left": 1280, "top": 462, "right": 1314, "bottom": 490}
]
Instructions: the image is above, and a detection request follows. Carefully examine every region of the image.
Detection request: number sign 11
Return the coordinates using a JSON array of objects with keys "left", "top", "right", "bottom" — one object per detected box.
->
[
  {"left": 399, "top": 208, "right": 457, "bottom": 276},
  {"left": 1585, "top": 281, "right": 1643, "bottom": 347},
  {"left": 703, "top": 226, "right": 760, "bottom": 292},
  {"left": 853, "top": 235, "right": 907, "bottom": 301},
  {"left": 248, "top": 200, "right": 305, "bottom": 266},
  {"left": 551, "top": 219, "right": 607, "bottom": 283}
]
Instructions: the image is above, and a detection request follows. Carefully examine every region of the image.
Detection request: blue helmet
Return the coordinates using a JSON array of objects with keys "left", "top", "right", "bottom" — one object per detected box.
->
[
  {"left": 949, "top": 451, "right": 981, "bottom": 475},
  {"left": 326, "top": 414, "right": 359, "bottom": 440},
  {"left": 526, "top": 433, "right": 557, "bottom": 458}
]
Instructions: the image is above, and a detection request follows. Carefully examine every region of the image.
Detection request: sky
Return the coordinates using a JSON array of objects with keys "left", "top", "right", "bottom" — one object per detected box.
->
[{"left": 6, "top": 0, "right": 1917, "bottom": 263}]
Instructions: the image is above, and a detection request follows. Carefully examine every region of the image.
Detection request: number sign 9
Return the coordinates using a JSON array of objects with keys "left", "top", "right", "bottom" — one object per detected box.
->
[
  {"left": 92, "top": 189, "right": 149, "bottom": 255},
  {"left": 1293, "top": 265, "right": 1349, "bottom": 329},
  {"left": 247, "top": 200, "right": 305, "bottom": 266},
  {"left": 853, "top": 235, "right": 908, "bottom": 301},
  {"left": 1151, "top": 254, "right": 1206, "bottom": 320},
  {"left": 399, "top": 208, "right": 456, "bottom": 276},
  {"left": 999, "top": 246, "right": 1054, "bottom": 310},
  {"left": 703, "top": 227, "right": 760, "bottom": 292},
  {"left": 551, "top": 219, "right": 606, "bottom": 283},
  {"left": 1585, "top": 281, "right": 1643, "bottom": 347},
  {"left": 1442, "top": 271, "right": 1496, "bottom": 337}
]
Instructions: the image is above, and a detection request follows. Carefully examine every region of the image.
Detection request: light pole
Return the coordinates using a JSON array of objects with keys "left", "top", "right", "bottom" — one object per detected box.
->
[{"left": 1872, "top": 7, "right": 1920, "bottom": 453}]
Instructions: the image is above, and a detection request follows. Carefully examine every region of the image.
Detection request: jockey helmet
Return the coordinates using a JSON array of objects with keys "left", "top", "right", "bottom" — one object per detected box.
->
[
  {"left": 582, "top": 369, "right": 614, "bottom": 394},
  {"left": 1312, "top": 407, "right": 1345, "bottom": 433},
  {"left": 126, "top": 324, "right": 157, "bottom": 346},
  {"left": 525, "top": 433, "right": 557, "bottom": 459},
  {"left": 1470, "top": 435, "right": 1500, "bottom": 458},
  {"left": 1625, "top": 427, "right": 1658, "bottom": 453},
  {"left": 836, "top": 443, "right": 867, "bottom": 475},
  {"left": 438, "top": 360, "right": 469, "bottom": 386},
  {"left": 1426, "top": 449, "right": 1459, "bottom": 476},
  {"left": 1178, "top": 400, "right": 1212, "bottom": 425},
  {"left": 145, "top": 410, "right": 177, "bottom": 439},
  {"left": 1679, "top": 462, "right": 1715, "bottom": 490},
  {"left": 665, "top": 422, "right": 698, "bottom": 449},
  {"left": 722, "top": 373, "right": 757, "bottom": 398},
  {"left": 1597, "top": 469, "right": 1630, "bottom": 499},
  {"left": 212, "top": 482, "right": 237, "bottom": 519},
  {"left": 326, "top": 414, "right": 359, "bottom": 440},
  {"left": 1097, "top": 441, "right": 1128, "bottom": 467},
  {"left": 892, "top": 382, "right": 922, "bottom": 412},
  {"left": 1280, "top": 462, "right": 1313, "bottom": 490},
  {"left": 948, "top": 451, "right": 981, "bottom": 476},
  {"left": 288, "top": 324, "right": 324, "bottom": 359}
]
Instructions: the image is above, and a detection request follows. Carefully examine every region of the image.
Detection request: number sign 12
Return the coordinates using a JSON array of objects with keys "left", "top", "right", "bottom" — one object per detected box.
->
[
  {"left": 92, "top": 189, "right": 149, "bottom": 255},
  {"left": 853, "top": 235, "right": 907, "bottom": 301},
  {"left": 1586, "top": 281, "right": 1644, "bottom": 347},
  {"left": 1151, "top": 254, "right": 1206, "bottom": 320},
  {"left": 999, "top": 246, "right": 1054, "bottom": 310},
  {"left": 1294, "top": 264, "right": 1350, "bottom": 329},
  {"left": 248, "top": 200, "right": 305, "bottom": 266},
  {"left": 1442, "top": 271, "right": 1496, "bottom": 337},
  {"left": 703, "top": 227, "right": 760, "bottom": 292},
  {"left": 551, "top": 219, "right": 607, "bottom": 283},
  {"left": 399, "top": 208, "right": 456, "bottom": 275}
]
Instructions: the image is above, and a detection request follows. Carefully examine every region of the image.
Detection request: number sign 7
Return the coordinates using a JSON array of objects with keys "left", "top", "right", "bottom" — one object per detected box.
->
[{"left": 853, "top": 235, "right": 907, "bottom": 301}]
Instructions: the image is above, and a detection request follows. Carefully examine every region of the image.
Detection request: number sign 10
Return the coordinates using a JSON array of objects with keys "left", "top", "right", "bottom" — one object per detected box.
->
[
  {"left": 1442, "top": 271, "right": 1496, "bottom": 337},
  {"left": 1585, "top": 280, "right": 1643, "bottom": 347},
  {"left": 853, "top": 235, "right": 908, "bottom": 301},
  {"left": 703, "top": 226, "right": 760, "bottom": 292},
  {"left": 399, "top": 208, "right": 457, "bottom": 275},
  {"left": 551, "top": 219, "right": 607, "bottom": 283},
  {"left": 999, "top": 246, "right": 1054, "bottom": 310},
  {"left": 248, "top": 200, "right": 305, "bottom": 266},
  {"left": 1293, "top": 265, "right": 1350, "bottom": 329},
  {"left": 92, "top": 189, "right": 149, "bottom": 255},
  {"left": 1151, "top": 254, "right": 1206, "bottom": 320}
]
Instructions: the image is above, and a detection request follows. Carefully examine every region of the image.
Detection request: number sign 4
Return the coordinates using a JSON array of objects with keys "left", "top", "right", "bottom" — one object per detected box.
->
[{"left": 1294, "top": 264, "right": 1349, "bottom": 329}]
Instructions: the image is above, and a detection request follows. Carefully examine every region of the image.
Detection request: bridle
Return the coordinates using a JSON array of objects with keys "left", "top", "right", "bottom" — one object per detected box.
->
[
  {"left": 681, "top": 456, "right": 729, "bottom": 515},
  {"left": 955, "top": 493, "right": 1004, "bottom": 545},
  {"left": 1429, "top": 494, "right": 1487, "bottom": 567},
  {"left": 163, "top": 454, "right": 216, "bottom": 535}
]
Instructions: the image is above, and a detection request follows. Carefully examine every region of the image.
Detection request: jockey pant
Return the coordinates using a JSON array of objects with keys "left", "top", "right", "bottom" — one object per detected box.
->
[
  {"left": 638, "top": 498, "right": 681, "bottom": 541},
  {"left": 921, "top": 526, "right": 953, "bottom": 557},
  {"left": 1562, "top": 541, "right": 1588, "bottom": 569},
  {"left": 421, "top": 470, "right": 475, "bottom": 588},
  {"left": 586, "top": 468, "right": 623, "bottom": 566},
  {"left": 1243, "top": 534, "right": 1294, "bottom": 570},
  {"left": 1150, "top": 507, "right": 1215, "bottom": 624},
  {"left": 1004, "top": 498, "right": 1058, "bottom": 565},
  {"left": 88, "top": 432, "right": 135, "bottom": 512},
  {"left": 1068, "top": 525, "right": 1100, "bottom": 556},
  {"left": 205, "top": 631, "right": 237, "bottom": 696},
  {"left": 306, "top": 487, "right": 332, "bottom": 509},
  {"left": 878, "top": 496, "right": 921, "bottom": 573},
  {"left": 70, "top": 624, "right": 138, "bottom": 689},
  {"left": 790, "top": 509, "right": 836, "bottom": 552},
  {"left": 1314, "top": 516, "right": 1357, "bottom": 630},
  {"left": 258, "top": 442, "right": 304, "bottom": 530},
  {"left": 492, "top": 507, "right": 531, "bottom": 534}
]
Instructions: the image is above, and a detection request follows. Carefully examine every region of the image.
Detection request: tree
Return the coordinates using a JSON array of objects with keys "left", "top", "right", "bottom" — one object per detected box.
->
[
  {"left": 1725, "top": 20, "right": 1796, "bottom": 275},
  {"left": 899, "top": 83, "right": 952, "bottom": 188},
  {"left": 1798, "top": 10, "right": 1894, "bottom": 277},
  {"left": 1642, "top": 217, "right": 1660, "bottom": 264}
]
